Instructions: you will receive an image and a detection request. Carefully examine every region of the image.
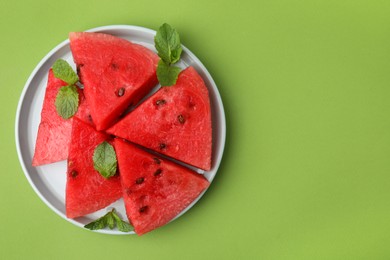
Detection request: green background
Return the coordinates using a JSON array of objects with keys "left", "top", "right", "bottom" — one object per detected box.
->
[{"left": 2, "top": 0, "right": 390, "bottom": 259}]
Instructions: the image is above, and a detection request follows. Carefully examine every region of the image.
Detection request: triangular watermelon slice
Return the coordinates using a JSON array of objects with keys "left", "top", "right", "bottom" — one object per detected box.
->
[
  {"left": 69, "top": 32, "right": 159, "bottom": 131},
  {"left": 107, "top": 66, "right": 212, "bottom": 171},
  {"left": 32, "top": 69, "right": 91, "bottom": 166},
  {"left": 66, "top": 118, "right": 122, "bottom": 219},
  {"left": 114, "top": 138, "right": 209, "bottom": 235}
]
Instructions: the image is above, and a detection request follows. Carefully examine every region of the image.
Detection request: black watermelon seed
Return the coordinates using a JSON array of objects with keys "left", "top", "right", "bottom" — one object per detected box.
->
[
  {"left": 70, "top": 170, "right": 78, "bottom": 178},
  {"left": 178, "top": 114, "right": 185, "bottom": 124},
  {"left": 153, "top": 158, "right": 161, "bottom": 164},
  {"left": 139, "top": 206, "right": 148, "bottom": 213},
  {"left": 154, "top": 168, "right": 162, "bottom": 176},
  {"left": 136, "top": 177, "right": 144, "bottom": 184},
  {"left": 156, "top": 99, "right": 166, "bottom": 106},
  {"left": 111, "top": 63, "right": 119, "bottom": 70},
  {"left": 159, "top": 143, "right": 166, "bottom": 150}
]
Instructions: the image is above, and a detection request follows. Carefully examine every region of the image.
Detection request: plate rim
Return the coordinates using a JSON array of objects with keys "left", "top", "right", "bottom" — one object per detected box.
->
[{"left": 15, "top": 24, "right": 226, "bottom": 235}]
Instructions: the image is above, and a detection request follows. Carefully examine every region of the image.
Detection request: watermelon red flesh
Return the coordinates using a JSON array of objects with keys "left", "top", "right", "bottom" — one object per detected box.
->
[
  {"left": 114, "top": 138, "right": 209, "bottom": 235},
  {"left": 32, "top": 69, "right": 91, "bottom": 166},
  {"left": 69, "top": 32, "right": 159, "bottom": 131},
  {"left": 66, "top": 118, "right": 122, "bottom": 219},
  {"left": 75, "top": 89, "right": 94, "bottom": 126},
  {"left": 107, "top": 66, "right": 212, "bottom": 171}
]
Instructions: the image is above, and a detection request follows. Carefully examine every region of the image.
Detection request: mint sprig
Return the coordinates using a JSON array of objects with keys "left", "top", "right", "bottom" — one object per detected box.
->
[
  {"left": 52, "top": 59, "right": 79, "bottom": 85},
  {"left": 155, "top": 23, "right": 182, "bottom": 86},
  {"left": 93, "top": 141, "right": 117, "bottom": 179},
  {"left": 52, "top": 59, "right": 80, "bottom": 119},
  {"left": 84, "top": 209, "right": 133, "bottom": 232}
]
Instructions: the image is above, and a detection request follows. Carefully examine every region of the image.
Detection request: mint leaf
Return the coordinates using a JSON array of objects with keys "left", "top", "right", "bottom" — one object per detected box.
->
[
  {"left": 154, "top": 23, "right": 182, "bottom": 65},
  {"left": 157, "top": 60, "right": 181, "bottom": 87},
  {"left": 112, "top": 212, "right": 134, "bottom": 232},
  {"left": 84, "top": 215, "right": 107, "bottom": 230},
  {"left": 52, "top": 59, "right": 79, "bottom": 85},
  {"left": 106, "top": 211, "right": 115, "bottom": 229},
  {"left": 154, "top": 23, "right": 182, "bottom": 86},
  {"left": 84, "top": 209, "right": 133, "bottom": 232},
  {"left": 93, "top": 141, "right": 117, "bottom": 179},
  {"left": 55, "top": 85, "right": 79, "bottom": 119}
]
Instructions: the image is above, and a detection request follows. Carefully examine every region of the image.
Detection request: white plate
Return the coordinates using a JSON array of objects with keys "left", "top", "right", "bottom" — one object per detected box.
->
[{"left": 15, "top": 25, "right": 226, "bottom": 235}]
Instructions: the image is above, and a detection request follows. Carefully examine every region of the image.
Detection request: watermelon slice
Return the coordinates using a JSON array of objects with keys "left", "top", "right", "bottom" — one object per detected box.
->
[
  {"left": 32, "top": 69, "right": 91, "bottom": 166},
  {"left": 107, "top": 66, "right": 212, "bottom": 171},
  {"left": 114, "top": 138, "right": 209, "bottom": 235},
  {"left": 69, "top": 32, "right": 159, "bottom": 131},
  {"left": 66, "top": 118, "right": 122, "bottom": 219}
]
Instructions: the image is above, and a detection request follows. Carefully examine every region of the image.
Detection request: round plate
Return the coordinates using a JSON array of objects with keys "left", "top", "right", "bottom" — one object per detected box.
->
[{"left": 15, "top": 25, "right": 226, "bottom": 235}]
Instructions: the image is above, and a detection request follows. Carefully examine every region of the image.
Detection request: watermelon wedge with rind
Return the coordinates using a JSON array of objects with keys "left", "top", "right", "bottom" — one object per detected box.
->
[
  {"left": 114, "top": 138, "right": 209, "bottom": 235},
  {"left": 32, "top": 69, "right": 91, "bottom": 166},
  {"left": 69, "top": 32, "right": 159, "bottom": 131},
  {"left": 66, "top": 118, "right": 122, "bottom": 219},
  {"left": 107, "top": 66, "right": 212, "bottom": 171}
]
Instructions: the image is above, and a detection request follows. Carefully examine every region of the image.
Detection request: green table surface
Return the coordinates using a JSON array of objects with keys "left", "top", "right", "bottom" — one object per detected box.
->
[{"left": 2, "top": 0, "right": 390, "bottom": 259}]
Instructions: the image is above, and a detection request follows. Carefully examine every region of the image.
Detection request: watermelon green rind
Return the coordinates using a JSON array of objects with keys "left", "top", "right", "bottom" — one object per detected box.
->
[
  {"left": 107, "top": 66, "right": 212, "bottom": 171},
  {"left": 69, "top": 32, "right": 159, "bottom": 131},
  {"left": 114, "top": 138, "right": 210, "bottom": 235},
  {"left": 66, "top": 118, "right": 122, "bottom": 219}
]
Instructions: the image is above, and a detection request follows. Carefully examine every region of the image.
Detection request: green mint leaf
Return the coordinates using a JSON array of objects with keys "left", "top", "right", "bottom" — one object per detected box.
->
[
  {"left": 112, "top": 212, "right": 134, "bottom": 232},
  {"left": 154, "top": 23, "right": 183, "bottom": 86},
  {"left": 52, "top": 59, "right": 79, "bottom": 85},
  {"left": 93, "top": 141, "right": 117, "bottom": 179},
  {"left": 84, "top": 214, "right": 107, "bottom": 230},
  {"left": 157, "top": 60, "right": 181, "bottom": 86},
  {"left": 55, "top": 85, "right": 79, "bottom": 119},
  {"left": 106, "top": 211, "right": 115, "bottom": 229},
  {"left": 84, "top": 209, "right": 133, "bottom": 232},
  {"left": 154, "top": 23, "right": 182, "bottom": 65}
]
